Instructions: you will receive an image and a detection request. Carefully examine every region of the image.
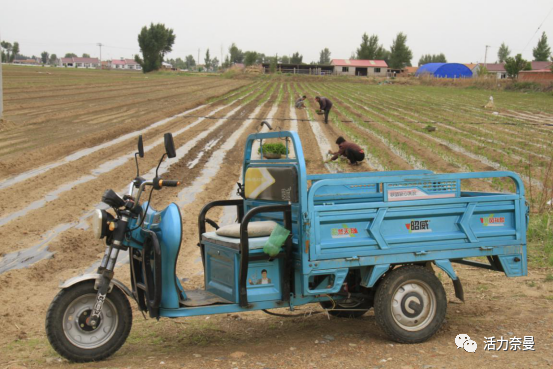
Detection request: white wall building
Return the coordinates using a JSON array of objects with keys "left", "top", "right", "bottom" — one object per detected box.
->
[{"left": 331, "top": 59, "right": 389, "bottom": 77}]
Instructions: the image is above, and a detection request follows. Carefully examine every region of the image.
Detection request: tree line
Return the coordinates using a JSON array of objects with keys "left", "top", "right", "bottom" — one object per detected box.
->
[
  {"left": 133, "top": 24, "right": 418, "bottom": 73},
  {"left": 1, "top": 40, "right": 101, "bottom": 66},
  {"left": 5, "top": 24, "right": 550, "bottom": 76}
]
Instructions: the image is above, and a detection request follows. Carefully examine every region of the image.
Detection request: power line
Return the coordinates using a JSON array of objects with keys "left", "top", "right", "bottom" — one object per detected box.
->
[{"left": 521, "top": 5, "right": 553, "bottom": 54}]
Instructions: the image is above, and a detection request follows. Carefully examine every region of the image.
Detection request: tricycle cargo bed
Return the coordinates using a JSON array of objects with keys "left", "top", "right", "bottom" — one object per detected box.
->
[{"left": 306, "top": 172, "right": 527, "bottom": 277}]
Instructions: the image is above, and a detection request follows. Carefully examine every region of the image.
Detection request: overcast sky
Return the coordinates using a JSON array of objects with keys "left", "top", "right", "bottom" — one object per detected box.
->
[{"left": 1, "top": 0, "right": 552, "bottom": 65}]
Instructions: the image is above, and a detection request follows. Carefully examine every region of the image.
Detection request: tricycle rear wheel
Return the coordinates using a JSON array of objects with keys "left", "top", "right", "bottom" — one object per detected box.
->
[
  {"left": 374, "top": 265, "right": 446, "bottom": 343},
  {"left": 45, "top": 281, "right": 132, "bottom": 362}
]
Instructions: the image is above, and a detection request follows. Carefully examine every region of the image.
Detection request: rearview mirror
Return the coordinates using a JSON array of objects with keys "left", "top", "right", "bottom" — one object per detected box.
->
[
  {"left": 138, "top": 135, "right": 144, "bottom": 158},
  {"left": 164, "top": 133, "right": 176, "bottom": 158}
]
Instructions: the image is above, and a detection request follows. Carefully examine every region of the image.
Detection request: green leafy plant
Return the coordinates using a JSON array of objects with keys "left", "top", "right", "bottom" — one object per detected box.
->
[{"left": 259, "top": 143, "right": 287, "bottom": 155}]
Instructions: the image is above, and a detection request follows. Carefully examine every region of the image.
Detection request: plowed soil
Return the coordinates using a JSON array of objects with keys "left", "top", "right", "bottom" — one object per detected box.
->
[{"left": 0, "top": 68, "right": 552, "bottom": 369}]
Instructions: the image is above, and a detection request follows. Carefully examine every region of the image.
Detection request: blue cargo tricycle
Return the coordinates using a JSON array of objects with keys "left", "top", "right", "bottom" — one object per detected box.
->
[{"left": 45, "top": 131, "right": 528, "bottom": 362}]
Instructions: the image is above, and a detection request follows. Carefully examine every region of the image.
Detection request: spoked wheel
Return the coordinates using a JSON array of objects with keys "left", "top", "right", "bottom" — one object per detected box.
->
[
  {"left": 375, "top": 265, "right": 446, "bottom": 343},
  {"left": 320, "top": 297, "right": 373, "bottom": 318},
  {"left": 46, "top": 281, "right": 132, "bottom": 362}
]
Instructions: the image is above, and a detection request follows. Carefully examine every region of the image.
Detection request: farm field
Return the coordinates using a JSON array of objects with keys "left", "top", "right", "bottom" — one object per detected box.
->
[{"left": 0, "top": 66, "right": 552, "bottom": 368}]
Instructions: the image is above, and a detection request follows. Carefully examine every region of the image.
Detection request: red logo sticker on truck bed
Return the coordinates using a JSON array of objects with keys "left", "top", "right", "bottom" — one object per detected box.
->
[
  {"left": 480, "top": 214, "right": 505, "bottom": 226},
  {"left": 331, "top": 224, "right": 359, "bottom": 238}
]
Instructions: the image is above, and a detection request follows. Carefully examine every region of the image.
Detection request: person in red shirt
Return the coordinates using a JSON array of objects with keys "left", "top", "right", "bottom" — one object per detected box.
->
[
  {"left": 327, "top": 136, "right": 365, "bottom": 165},
  {"left": 315, "top": 96, "right": 333, "bottom": 124}
]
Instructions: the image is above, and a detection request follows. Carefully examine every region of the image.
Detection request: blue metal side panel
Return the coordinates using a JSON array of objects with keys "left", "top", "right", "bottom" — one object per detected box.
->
[
  {"left": 205, "top": 244, "right": 237, "bottom": 302},
  {"left": 204, "top": 243, "right": 284, "bottom": 303},
  {"left": 311, "top": 199, "right": 519, "bottom": 261},
  {"left": 304, "top": 171, "right": 526, "bottom": 278},
  {"left": 157, "top": 203, "right": 184, "bottom": 309}
]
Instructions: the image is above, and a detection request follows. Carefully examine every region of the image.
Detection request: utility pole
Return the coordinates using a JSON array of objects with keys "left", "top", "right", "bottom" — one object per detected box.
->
[
  {"left": 484, "top": 45, "right": 490, "bottom": 68},
  {"left": 97, "top": 43, "right": 103, "bottom": 69}
]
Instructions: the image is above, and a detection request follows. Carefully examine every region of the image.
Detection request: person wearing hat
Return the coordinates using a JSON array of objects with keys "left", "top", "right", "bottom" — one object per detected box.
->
[
  {"left": 315, "top": 96, "right": 333, "bottom": 124},
  {"left": 327, "top": 136, "right": 365, "bottom": 165}
]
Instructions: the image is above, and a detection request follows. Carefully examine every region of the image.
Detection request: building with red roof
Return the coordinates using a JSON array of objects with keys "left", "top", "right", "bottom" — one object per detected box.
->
[
  {"left": 108, "top": 59, "right": 142, "bottom": 70},
  {"left": 477, "top": 61, "right": 552, "bottom": 79},
  {"left": 331, "top": 59, "right": 388, "bottom": 77},
  {"left": 59, "top": 57, "right": 100, "bottom": 68}
]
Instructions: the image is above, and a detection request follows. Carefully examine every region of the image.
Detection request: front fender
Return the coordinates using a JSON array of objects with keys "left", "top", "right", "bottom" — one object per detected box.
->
[{"left": 60, "top": 273, "right": 134, "bottom": 301}]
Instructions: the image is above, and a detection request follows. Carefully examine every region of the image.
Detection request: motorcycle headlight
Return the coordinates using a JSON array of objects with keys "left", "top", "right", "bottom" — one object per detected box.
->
[{"left": 92, "top": 209, "right": 112, "bottom": 239}]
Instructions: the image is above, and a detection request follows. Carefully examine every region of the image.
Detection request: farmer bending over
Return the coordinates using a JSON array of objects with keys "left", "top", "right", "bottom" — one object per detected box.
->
[
  {"left": 315, "top": 96, "right": 333, "bottom": 124},
  {"left": 327, "top": 136, "right": 365, "bottom": 165},
  {"left": 295, "top": 95, "right": 306, "bottom": 109}
]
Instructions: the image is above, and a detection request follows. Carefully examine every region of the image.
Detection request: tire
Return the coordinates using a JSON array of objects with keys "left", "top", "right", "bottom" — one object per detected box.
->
[
  {"left": 374, "top": 265, "right": 446, "bottom": 343},
  {"left": 45, "top": 281, "right": 132, "bottom": 362},
  {"left": 320, "top": 297, "right": 373, "bottom": 318}
]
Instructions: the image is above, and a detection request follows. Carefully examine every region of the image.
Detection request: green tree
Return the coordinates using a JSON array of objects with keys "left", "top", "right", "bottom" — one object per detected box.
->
[
  {"left": 204, "top": 49, "right": 212, "bottom": 70},
  {"left": 1, "top": 41, "right": 12, "bottom": 62},
  {"left": 171, "top": 57, "right": 185, "bottom": 69},
  {"left": 49, "top": 53, "right": 57, "bottom": 65},
  {"left": 319, "top": 48, "right": 331, "bottom": 64},
  {"left": 497, "top": 42, "right": 511, "bottom": 63},
  {"left": 41, "top": 51, "right": 49, "bottom": 64},
  {"left": 280, "top": 55, "right": 290, "bottom": 64},
  {"left": 270, "top": 54, "right": 278, "bottom": 73},
  {"left": 229, "top": 43, "right": 244, "bottom": 64},
  {"left": 290, "top": 52, "right": 303, "bottom": 64},
  {"left": 418, "top": 53, "right": 447, "bottom": 66},
  {"left": 11, "top": 42, "right": 19, "bottom": 62},
  {"left": 222, "top": 55, "right": 230, "bottom": 69},
  {"left": 185, "top": 55, "right": 196, "bottom": 69},
  {"left": 356, "top": 33, "right": 387, "bottom": 60},
  {"left": 244, "top": 51, "right": 258, "bottom": 66},
  {"left": 418, "top": 55, "right": 431, "bottom": 65},
  {"left": 476, "top": 65, "right": 489, "bottom": 77},
  {"left": 212, "top": 57, "right": 219, "bottom": 71},
  {"left": 82, "top": 53, "right": 90, "bottom": 58},
  {"left": 64, "top": 53, "right": 77, "bottom": 58},
  {"left": 533, "top": 32, "right": 551, "bottom": 61},
  {"left": 134, "top": 23, "right": 176, "bottom": 73},
  {"left": 504, "top": 54, "right": 530, "bottom": 78},
  {"left": 388, "top": 32, "right": 412, "bottom": 68}
]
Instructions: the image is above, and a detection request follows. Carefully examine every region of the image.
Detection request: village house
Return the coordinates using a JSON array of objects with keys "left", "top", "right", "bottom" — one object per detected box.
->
[
  {"left": 13, "top": 59, "right": 41, "bottom": 65},
  {"left": 519, "top": 61, "right": 553, "bottom": 82},
  {"left": 260, "top": 59, "right": 388, "bottom": 76},
  {"left": 331, "top": 59, "right": 388, "bottom": 77},
  {"left": 59, "top": 57, "right": 100, "bottom": 68},
  {"left": 476, "top": 61, "right": 552, "bottom": 79},
  {"left": 109, "top": 59, "right": 142, "bottom": 70}
]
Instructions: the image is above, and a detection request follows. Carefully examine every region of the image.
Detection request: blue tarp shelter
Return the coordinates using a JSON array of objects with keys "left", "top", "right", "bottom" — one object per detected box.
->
[{"left": 415, "top": 63, "right": 473, "bottom": 78}]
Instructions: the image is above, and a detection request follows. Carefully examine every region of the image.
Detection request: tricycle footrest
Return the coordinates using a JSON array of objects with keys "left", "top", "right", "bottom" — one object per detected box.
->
[{"left": 180, "top": 290, "right": 232, "bottom": 307}]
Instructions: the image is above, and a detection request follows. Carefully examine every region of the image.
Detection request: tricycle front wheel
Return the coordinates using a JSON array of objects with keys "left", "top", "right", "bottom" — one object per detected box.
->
[
  {"left": 374, "top": 265, "right": 446, "bottom": 343},
  {"left": 45, "top": 281, "right": 132, "bottom": 362}
]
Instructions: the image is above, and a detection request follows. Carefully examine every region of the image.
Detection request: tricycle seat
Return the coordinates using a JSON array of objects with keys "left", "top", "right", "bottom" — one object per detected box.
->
[{"left": 201, "top": 232, "right": 268, "bottom": 251}]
